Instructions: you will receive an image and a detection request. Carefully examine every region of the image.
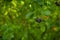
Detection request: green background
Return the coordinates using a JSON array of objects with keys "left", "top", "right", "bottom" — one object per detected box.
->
[{"left": 0, "top": 0, "right": 60, "bottom": 40}]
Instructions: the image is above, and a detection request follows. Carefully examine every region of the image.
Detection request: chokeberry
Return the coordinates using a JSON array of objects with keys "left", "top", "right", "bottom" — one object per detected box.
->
[
  {"left": 55, "top": 1, "right": 60, "bottom": 6},
  {"left": 35, "top": 18, "right": 42, "bottom": 23}
]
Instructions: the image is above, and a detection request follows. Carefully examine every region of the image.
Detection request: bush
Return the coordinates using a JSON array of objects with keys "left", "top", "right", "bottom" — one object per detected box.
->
[{"left": 0, "top": 0, "right": 60, "bottom": 40}]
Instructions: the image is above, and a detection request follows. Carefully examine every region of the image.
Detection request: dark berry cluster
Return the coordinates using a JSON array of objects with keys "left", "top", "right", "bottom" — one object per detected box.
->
[
  {"left": 35, "top": 18, "right": 42, "bottom": 23},
  {"left": 55, "top": 1, "right": 60, "bottom": 6}
]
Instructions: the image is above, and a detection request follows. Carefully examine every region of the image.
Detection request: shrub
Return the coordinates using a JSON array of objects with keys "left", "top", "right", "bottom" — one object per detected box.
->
[{"left": 0, "top": 0, "right": 60, "bottom": 40}]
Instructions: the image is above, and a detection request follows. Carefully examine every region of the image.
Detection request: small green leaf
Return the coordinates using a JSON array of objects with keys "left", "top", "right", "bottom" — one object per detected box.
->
[{"left": 26, "top": 12, "right": 33, "bottom": 19}]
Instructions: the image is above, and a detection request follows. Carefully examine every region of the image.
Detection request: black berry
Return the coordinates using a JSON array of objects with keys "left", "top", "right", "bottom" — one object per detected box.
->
[
  {"left": 35, "top": 18, "right": 42, "bottom": 23},
  {"left": 55, "top": 1, "right": 60, "bottom": 6}
]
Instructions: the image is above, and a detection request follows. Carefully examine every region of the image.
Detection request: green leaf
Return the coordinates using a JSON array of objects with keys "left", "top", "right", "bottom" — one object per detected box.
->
[{"left": 26, "top": 12, "right": 33, "bottom": 19}]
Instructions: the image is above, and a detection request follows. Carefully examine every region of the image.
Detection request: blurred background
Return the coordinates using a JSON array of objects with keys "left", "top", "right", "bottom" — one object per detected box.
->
[{"left": 0, "top": 0, "right": 60, "bottom": 40}]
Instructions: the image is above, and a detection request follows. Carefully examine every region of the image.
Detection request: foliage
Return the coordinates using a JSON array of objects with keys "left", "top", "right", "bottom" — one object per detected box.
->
[{"left": 0, "top": 0, "right": 60, "bottom": 40}]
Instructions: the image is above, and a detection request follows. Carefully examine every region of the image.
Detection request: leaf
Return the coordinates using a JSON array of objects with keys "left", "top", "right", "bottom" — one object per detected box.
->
[
  {"left": 44, "top": 10, "right": 51, "bottom": 15},
  {"left": 25, "top": 12, "right": 33, "bottom": 19}
]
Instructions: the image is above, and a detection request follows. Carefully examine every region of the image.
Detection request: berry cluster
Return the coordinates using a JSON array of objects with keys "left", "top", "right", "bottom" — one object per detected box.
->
[{"left": 55, "top": 1, "right": 60, "bottom": 6}]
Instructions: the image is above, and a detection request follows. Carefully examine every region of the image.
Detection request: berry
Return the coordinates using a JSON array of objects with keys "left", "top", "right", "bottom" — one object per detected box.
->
[
  {"left": 55, "top": 1, "right": 60, "bottom": 6},
  {"left": 35, "top": 18, "right": 42, "bottom": 23}
]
